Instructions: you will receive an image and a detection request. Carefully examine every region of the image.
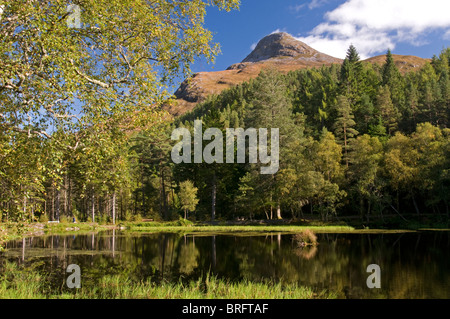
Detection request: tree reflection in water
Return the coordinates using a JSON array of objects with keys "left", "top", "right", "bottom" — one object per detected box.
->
[{"left": 1, "top": 230, "right": 449, "bottom": 298}]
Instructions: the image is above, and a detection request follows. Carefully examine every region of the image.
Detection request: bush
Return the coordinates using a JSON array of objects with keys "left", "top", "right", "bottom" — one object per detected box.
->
[
  {"left": 59, "top": 215, "right": 69, "bottom": 223},
  {"left": 123, "top": 211, "right": 135, "bottom": 222},
  {"left": 294, "top": 229, "right": 318, "bottom": 247},
  {"left": 98, "top": 214, "right": 111, "bottom": 225},
  {"left": 39, "top": 214, "right": 49, "bottom": 223},
  {"left": 176, "top": 218, "right": 194, "bottom": 226}
]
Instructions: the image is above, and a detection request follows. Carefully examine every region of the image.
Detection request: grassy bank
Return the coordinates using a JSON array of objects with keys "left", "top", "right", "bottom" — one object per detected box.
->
[
  {"left": 0, "top": 262, "right": 337, "bottom": 299},
  {"left": 122, "top": 218, "right": 357, "bottom": 234},
  {"left": 2, "top": 218, "right": 422, "bottom": 249},
  {"left": 4, "top": 215, "right": 445, "bottom": 248},
  {"left": 2, "top": 221, "right": 113, "bottom": 237},
  {"left": 124, "top": 224, "right": 356, "bottom": 234},
  {"left": 0, "top": 222, "right": 114, "bottom": 251},
  {"left": 0, "top": 223, "right": 27, "bottom": 251}
]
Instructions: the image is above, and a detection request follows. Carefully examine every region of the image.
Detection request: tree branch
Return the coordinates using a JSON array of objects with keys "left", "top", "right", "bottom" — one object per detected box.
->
[{"left": 13, "top": 127, "right": 51, "bottom": 139}]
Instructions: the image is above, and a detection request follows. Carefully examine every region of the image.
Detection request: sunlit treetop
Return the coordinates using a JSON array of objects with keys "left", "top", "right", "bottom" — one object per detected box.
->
[{"left": 0, "top": 0, "right": 240, "bottom": 145}]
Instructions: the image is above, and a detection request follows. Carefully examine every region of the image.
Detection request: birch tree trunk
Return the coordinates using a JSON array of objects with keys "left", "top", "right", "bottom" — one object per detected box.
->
[
  {"left": 211, "top": 171, "right": 216, "bottom": 222},
  {"left": 91, "top": 189, "right": 95, "bottom": 223},
  {"left": 112, "top": 192, "right": 116, "bottom": 225},
  {"left": 276, "top": 202, "right": 282, "bottom": 219}
]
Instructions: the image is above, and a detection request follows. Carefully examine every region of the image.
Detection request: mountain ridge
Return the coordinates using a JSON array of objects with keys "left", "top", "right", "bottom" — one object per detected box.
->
[{"left": 166, "top": 32, "right": 430, "bottom": 116}]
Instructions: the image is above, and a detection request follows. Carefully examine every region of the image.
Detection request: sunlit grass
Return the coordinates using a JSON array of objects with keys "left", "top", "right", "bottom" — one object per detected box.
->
[
  {"left": 71, "top": 275, "right": 337, "bottom": 299},
  {"left": 0, "top": 262, "right": 44, "bottom": 299},
  {"left": 123, "top": 221, "right": 355, "bottom": 234},
  {"left": 0, "top": 221, "right": 113, "bottom": 245},
  {"left": 0, "top": 262, "right": 337, "bottom": 299}
]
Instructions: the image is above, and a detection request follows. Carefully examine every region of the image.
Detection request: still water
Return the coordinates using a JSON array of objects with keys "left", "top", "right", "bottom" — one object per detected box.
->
[{"left": 1, "top": 230, "right": 449, "bottom": 298}]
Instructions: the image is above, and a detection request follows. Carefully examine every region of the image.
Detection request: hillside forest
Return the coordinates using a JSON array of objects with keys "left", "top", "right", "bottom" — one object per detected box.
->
[{"left": 2, "top": 43, "right": 450, "bottom": 225}]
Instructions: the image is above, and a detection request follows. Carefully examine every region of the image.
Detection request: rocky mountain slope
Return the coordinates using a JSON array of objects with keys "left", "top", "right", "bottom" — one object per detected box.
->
[{"left": 166, "top": 32, "right": 430, "bottom": 116}]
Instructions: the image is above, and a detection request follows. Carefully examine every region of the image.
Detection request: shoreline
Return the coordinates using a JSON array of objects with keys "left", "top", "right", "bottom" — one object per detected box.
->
[{"left": 3, "top": 219, "right": 448, "bottom": 247}]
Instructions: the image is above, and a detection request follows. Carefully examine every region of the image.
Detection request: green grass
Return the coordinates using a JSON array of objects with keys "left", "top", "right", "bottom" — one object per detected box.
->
[
  {"left": 0, "top": 262, "right": 46, "bottom": 299},
  {"left": 74, "top": 275, "right": 336, "bottom": 299},
  {"left": 3, "top": 221, "right": 112, "bottom": 237},
  {"left": 122, "top": 220, "right": 423, "bottom": 235},
  {"left": 42, "top": 221, "right": 112, "bottom": 233},
  {"left": 0, "top": 262, "right": 337, "bottom": 299},
  {"left": 1, "top": 221, "right": 114, "bottom": 251},
  {"left": 124, "top": 222, "right": 356, "bottom": 234},
  {"left": 0, "top": 223, "right": 26, "bottom": 251}
]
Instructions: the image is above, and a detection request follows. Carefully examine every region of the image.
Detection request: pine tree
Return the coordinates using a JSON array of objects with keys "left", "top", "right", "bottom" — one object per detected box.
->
[
  {"left": 340, "top": 45, "right": 363, "bottom": 104},
  {"left": 382, "top": 50, "right": 406, "bottom": 117},
  {"left": 346, "top": 44, "right": 360, "bottom": 63},
  {"left": 368, "top": 116, "right": 387, "bottom": 140},
  {"left": 376, "top": 86, "right": 399, "bottom": 136},
  {"left": 382, "top": 50, "right": 399, "bottom": 85},
  {"left": 333, "top": 95, "right": 359, "bottom": 168},
  {"left": 418, "top": 63, "right": 440, "bottom": 125},
  {"left": 355, "top": 94, "right": 375, "bottom": 134},
  {"left": 246, "top": 70, "right": 297, "bottom": 219},
  {"left": 436, "top": 52, "right": 450, "bottom": 127}
]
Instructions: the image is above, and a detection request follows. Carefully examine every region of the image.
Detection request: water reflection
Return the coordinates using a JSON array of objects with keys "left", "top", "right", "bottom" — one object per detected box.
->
[{"left": 1, "top": 231, "right": 449, "bottom": 298}]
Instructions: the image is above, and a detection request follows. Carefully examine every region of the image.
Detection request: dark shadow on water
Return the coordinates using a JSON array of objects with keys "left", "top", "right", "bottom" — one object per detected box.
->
[{"left": 1, "top": 230, "right": 449, "bottom": 298}]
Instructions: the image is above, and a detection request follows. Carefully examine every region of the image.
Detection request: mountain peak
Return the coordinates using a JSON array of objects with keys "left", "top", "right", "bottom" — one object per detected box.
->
[
  {"left": 167, "top": 33, "right": 429, "bottom": 117},
  {"left": 242, "top": 32, "right": 333, "bottom": 63}
]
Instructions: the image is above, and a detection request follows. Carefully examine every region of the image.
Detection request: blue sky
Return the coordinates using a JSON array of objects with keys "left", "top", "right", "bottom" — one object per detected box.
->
[{"left": 191, "top": 0, "right": 450, "bottom": 75}]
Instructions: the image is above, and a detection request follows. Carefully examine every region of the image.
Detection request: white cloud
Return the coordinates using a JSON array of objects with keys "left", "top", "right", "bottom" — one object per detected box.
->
[
  {"left": 289, "top": 0, "right": 328, "bottom": 12},
  {"left": 308, "top": 0, "right": 329, "bottom": 9},
  {"left": 271, "top": 28, "right": 286, "bottom": 35},
  {"left": 289, "top": 4, "right": 306, "bottom": 13},
  {"left": 295, "top": 0, "right": 450, "bottom": 59},
  {"left": 250, "top": 43, "right": 257, "bottom": 51},
  {"left": 444, "top": 30, "right": 450, "bottom": 40}
]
